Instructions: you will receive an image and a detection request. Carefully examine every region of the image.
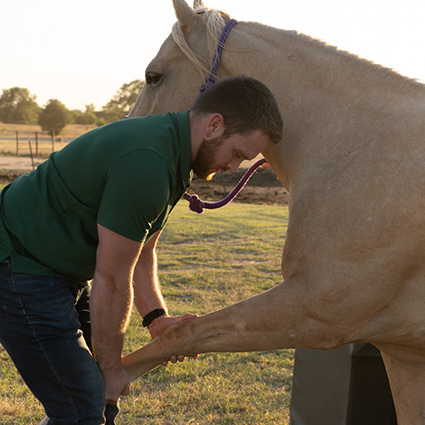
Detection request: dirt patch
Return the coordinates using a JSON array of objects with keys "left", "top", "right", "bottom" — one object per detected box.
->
[
  {"left": 0, "top": 156, "right": 44, "bottom": 172},
  {"left": 0, "top": 156, "right": 289, "bottom": 205},
  {"left": 0, "top": 156, "right": 42, "bottom": 184}
]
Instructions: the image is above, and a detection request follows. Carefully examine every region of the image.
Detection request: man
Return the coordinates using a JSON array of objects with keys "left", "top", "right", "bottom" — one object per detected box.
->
[{"left": 0, "top": 76, "right": 282, "bottom": 424}]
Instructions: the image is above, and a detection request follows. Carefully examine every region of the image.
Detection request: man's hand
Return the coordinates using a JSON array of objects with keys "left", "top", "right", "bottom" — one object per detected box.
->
[
  {"left": 148, "top": 313, "right": 196, "bottom": 339},
  {"left": 148, "top": 313, "right": 198, "bottom": 364},
  {"left": 103, "top": 366, "right": 131, "bottom": 403}
]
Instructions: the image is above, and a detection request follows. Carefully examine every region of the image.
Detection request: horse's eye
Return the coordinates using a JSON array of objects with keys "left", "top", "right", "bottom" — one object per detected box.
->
[{"left": 146, "top": 72, "right": 162, "bottom": 86}]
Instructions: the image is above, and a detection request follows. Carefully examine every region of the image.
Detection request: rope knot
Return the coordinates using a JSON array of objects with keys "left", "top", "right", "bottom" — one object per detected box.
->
[{"left": 183, "top": 193, "right": 205, "bottom": 214}]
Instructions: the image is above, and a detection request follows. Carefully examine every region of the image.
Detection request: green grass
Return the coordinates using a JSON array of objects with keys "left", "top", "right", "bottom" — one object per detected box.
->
[{"left": 0, "top": 201, "right": 293, "bottom": 424}]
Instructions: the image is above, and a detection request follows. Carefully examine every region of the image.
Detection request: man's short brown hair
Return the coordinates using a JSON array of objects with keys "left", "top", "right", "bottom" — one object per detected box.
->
[{"left": 190, "top": 76, "right": 283, "bottom": 144}]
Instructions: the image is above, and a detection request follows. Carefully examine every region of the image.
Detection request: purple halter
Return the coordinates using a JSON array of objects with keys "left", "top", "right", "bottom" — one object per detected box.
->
[
  {"left": 199, "top": 18, "right": 237, "bottom": 94},
  {"left": 184, "top": 18, "right": 269, "bottom": 214}
]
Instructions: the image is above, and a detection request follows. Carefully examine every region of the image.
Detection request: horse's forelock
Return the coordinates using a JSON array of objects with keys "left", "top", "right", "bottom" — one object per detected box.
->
[{"left": 171, "top": 9, "right": 230, "bottom": 79}]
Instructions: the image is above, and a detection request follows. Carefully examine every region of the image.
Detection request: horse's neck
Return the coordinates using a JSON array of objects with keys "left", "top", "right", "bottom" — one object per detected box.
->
[{"left": 224, "top": 22, "right": 424, "bottom": 189}]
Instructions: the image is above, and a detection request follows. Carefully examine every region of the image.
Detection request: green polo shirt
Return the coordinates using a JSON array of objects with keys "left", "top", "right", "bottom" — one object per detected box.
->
[{"left": 0, "top": 112, "right": 192, "bottom": 282}]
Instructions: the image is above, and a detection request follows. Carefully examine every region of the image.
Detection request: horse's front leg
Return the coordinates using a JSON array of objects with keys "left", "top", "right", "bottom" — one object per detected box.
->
[
  {"left": 377, "top": 344, "right": 425, "bottom": 425},
  {"left": 122, "top": 275, "right": 352, "bottom": 380}
]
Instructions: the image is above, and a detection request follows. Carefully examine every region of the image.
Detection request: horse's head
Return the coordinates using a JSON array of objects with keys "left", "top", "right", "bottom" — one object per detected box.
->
[{"left": 130, "top": 0, "right": 232, "bottom": 117}]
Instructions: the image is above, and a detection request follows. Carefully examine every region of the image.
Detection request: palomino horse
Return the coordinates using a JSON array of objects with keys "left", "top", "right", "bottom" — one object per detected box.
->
[{"left": 124, "top": 0, "right": 425, "bottom": 423}]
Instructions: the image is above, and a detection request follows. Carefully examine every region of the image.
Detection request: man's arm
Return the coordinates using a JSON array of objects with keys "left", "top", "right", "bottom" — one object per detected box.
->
[
  {"left": 90, "top": 224, "right": 143, "bottom": 403},
  {"left": 133, "top": 230, "right": 197, "bottom": 360},
  {"left": 132, "top": 230, "right": 167, "bottom": 333}
]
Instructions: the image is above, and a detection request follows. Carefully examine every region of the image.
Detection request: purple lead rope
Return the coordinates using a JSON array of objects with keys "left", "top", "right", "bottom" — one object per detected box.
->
[
  {"left": 183, "top": 158, "right": 267, "bottom": 213},
  {"left": 184, "top": 18, "right": 267, "bottom": 213}
]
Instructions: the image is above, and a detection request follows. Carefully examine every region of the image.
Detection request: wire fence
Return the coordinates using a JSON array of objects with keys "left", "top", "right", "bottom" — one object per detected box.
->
[{"left": 0, "top": 131, "right": 72, "bottom": 158}]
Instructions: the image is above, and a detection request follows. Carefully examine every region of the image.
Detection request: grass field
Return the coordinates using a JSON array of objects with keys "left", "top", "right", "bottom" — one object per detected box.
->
[{"left": 0, "top": 201, "right": 293, "bottom": 424}]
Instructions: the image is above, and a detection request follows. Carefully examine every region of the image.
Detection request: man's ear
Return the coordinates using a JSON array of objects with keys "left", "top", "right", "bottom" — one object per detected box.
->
[{"left": 204, "top": 114, "right": 225, "bottom": 140}]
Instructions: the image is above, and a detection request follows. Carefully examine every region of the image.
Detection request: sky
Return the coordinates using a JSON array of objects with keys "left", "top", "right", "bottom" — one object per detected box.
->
[{"left": 1, "top": 0, "right": 424, "bottom": 111}]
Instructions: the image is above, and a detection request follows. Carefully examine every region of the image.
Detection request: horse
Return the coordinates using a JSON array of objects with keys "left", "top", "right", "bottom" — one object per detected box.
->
[{"left": 124, "top": 0, "right": 425, "bottom": 423}]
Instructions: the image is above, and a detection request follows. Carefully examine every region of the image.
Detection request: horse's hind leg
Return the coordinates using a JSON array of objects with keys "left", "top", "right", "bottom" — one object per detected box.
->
[{"left": 380, "top": 346, "right": 425, "bottom": 425}]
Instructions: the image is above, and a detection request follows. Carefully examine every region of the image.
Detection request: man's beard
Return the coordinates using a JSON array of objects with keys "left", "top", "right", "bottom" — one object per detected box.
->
[{"left": 192, "top": 135, "right": 225, "bottom": 181}]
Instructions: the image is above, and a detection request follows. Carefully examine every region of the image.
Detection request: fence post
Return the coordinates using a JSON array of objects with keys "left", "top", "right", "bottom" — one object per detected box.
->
[
  {"left": 27, "top": 136, "right": 35, "bottom": 169},
  {"left": 35, "top": 132, "right": 39, "bottom": 157},
  {"left": 51, "top": 132, "right": 55, "bottom": 153},
  {"left": 16, "top": 131, "right": 19, "bottom": 156}
]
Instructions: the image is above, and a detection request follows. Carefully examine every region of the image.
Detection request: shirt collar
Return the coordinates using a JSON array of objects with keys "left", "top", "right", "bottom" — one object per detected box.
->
[{"left": 174, "top": 111, "right": 193, "bottom": 189}]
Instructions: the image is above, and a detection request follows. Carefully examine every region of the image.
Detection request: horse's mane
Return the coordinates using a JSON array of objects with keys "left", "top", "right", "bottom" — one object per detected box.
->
[
  {"left": 171, "top": 8, "right": 230, "bottom": 78},
  {"left": 171, "top": 7, "right": 424, "bottom": 92}
]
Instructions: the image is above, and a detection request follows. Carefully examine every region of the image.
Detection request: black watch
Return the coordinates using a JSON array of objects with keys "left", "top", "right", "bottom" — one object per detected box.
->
[{"left": 142, "top": 308, "right": 166, "bottom": 327}]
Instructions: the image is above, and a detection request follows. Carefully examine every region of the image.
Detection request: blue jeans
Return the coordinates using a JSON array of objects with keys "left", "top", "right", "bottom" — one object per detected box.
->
[{"left": 0, "top": 259, "right": 105, "bottom": 424}]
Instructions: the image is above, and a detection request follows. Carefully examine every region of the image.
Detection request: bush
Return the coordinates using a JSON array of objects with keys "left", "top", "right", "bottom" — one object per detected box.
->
[{"left": 38, "top": 99, "right": 70, "bottom": 136}]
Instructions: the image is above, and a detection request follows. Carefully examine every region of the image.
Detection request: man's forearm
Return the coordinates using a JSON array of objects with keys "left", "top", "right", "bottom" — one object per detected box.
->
[
  {"left": 133, "top": 231, "right": 167, "bottom": 318},
  {"left": 92, "top": 224, "right": 143, "bottom": 401},
  {"left": 90, "top": 274, "right": 133, "bottom": 370},
  {"left": 133, "top": 254, "right": 167, "bottom": 316}
]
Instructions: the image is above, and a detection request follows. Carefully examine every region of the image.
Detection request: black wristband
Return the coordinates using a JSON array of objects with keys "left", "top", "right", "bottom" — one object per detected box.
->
[{"left": 142, "top": 308, "right": 166, "bottom": 327}]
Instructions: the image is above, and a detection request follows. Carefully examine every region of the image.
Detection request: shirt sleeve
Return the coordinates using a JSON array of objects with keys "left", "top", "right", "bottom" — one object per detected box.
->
[{"left": 97, "top": 150, "right": 172, "bottom": 242}]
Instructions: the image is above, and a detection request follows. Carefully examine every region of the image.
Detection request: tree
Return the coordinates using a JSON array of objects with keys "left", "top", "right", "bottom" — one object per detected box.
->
[
  {"left": 102, "top": 79, "right": 144, "bottom": 123},
  {"left": 0, "top": 87, "right": 41, "bottom": 124},
  {"left": 38, "top": 99, "right": 70, "bottom": 136},
  {"left": 71, "top": 104, "right": 98, "bottom": 125}
]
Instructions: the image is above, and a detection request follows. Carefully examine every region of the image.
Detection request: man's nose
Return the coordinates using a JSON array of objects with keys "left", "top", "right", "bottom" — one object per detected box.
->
[{"left": 227, "top": 159, "right": 242, "bottom": 173}]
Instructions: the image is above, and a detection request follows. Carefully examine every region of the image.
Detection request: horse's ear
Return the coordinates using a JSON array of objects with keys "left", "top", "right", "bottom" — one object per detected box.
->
[
  {"left": 173, "top": 0, "right": 201, "bottom": 33},
  {"left": 193, "top": 0, "right": 205, "bottom": 9}
]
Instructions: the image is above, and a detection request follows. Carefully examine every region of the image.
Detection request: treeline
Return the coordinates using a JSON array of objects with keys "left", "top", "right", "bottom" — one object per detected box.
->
[{"left": 0, "top": 80, "right": 144, "bottom": 136}]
